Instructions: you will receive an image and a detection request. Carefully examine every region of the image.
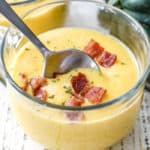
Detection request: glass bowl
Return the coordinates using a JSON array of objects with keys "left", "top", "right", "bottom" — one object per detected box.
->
[{"left": 0, "top": 0, "right": 150, "bottom": 149}]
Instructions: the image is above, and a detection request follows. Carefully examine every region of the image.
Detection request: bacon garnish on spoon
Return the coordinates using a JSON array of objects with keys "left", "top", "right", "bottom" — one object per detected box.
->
[
  {"left": 84, "top": 39, "right": 104, "bottom": 58},
  {"left": 84, "top": 39, "right": 117, "bottom": 67},
  {"left": 96, "top": 51, "right": 117, "bottom": 68}
]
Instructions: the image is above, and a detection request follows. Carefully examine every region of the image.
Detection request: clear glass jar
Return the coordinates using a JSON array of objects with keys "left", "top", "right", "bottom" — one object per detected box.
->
[{"left": 0, "top": 0, "right": 150, "bottom": 149}]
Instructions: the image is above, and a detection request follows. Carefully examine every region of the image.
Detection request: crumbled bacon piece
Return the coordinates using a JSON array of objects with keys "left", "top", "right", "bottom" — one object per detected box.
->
[
  {"left": 64, "top": 96, "right": 85, "bottom": 121},
  {"left": 84, "top": 39, "right": 117, "bottom": 67},
  {"left": 21, "top": 84, "right": 28, "bottom": 91},
  {"left": 19, "top": 73, "right": 28, "bottom": 91},
  {"left": 29, "top": 77, "right": 47, "bottom": 91},
  {"left": 71, "top": 72, "right": 88, "bottom": 94},
  {"left": 34, "top": 88, "right": 47, "bottom": 101},
  {"left": 64, "top": 111, "right": 85, "bottom": 121},
  {"left": 84, "top": 39, "right": 104, "bottom": 58},
  {"left": 19, "top": 73, "right": 27, "bottom": 79},
  {"left": 96, "top": 51, "right": 117, "bottom": 68},
  {"left": 80, "top": 85, "right": 91, "bottom": 96},
  {"left": 65, "top": 96, "right": 84, "bottom": 107},
  {"left": 84, "top": 87, "right": 106, "bottom": 104},
  {"left": 70, "top": 72, "right": 106, "bottom": 105}
]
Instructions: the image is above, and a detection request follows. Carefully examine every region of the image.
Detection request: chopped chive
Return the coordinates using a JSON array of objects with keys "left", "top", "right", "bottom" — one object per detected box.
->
[
  {"left": 90, "top": 81, "right": 94, "bottom": 85},
  {"left": 25, "top": 48, "right": 30, "bottom": 51},
  {"left": 73, "top": 69, "right": 78, "bottom": 72},
  {"left": 51, "top": 79, "right": 57, "bottom": 83},
  {"left": 63, "top": 86, "right": 73, "bottom": 94},
  {"left": 48, "top": 95, "right": 55, "bottom": 99},
  {"left": 51, "top": 78, "right": 60, "bottom": 82},
  {"left": 46, "top": 40, "right": 51, "bottom": 44},
  {"left": 65, "top": 89, "right": 72, "bottom": 94},
  {"left": 120, "top": 62, "right": 126, "bottom": 65}
]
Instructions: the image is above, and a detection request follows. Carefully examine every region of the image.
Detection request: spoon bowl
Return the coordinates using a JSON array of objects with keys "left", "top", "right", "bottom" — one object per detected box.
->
[
  {"left": 44, "top": 49, "right": 100, "bottom": 77},
  {"left": 0, "top": 0, "right": 100, "bottom": 78}
]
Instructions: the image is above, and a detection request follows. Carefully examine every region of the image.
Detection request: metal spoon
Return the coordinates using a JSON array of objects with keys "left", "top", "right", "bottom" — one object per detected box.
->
[{"left": 0, "top": 0, "right": 100, "bottom": 78}]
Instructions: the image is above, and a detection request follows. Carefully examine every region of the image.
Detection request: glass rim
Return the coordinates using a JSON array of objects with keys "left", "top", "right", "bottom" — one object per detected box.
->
[
  {"left": 1, "top": 0, "right": 150, "bottom": 111},
  {"left": 10, "top": 0, "right": 38, "bottom": 6}
]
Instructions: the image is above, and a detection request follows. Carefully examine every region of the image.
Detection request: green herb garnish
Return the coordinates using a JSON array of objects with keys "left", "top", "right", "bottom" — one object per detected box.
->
[
  {"left": 51, "top": 79, "right": 57, "bottom": 83},
  {"left": 54, "top": 46, "right": 57, "bottom": 49},
  {"left": 90, "top": 81, "right": 94, "bottom": 85},
  {"left": 51, "top": 78, "right": 60, "bottom": 83},
  {"left": 120, "top": 62, "right": 126, "bottom": 65},
  {"left": 46, "top": 40, "right": 51, "bottom": 44},
  {"left": 25, "top": 48, "right": 30, "bottom": 51},
  {"left": 73, "top": 69, "right": 78, "bottom": 72},
  {"left": 48, "top": 95, "right": 55, "bottom": 99},
  {"left": 63, "top": 86, "right": 73, "bottom": 94}
]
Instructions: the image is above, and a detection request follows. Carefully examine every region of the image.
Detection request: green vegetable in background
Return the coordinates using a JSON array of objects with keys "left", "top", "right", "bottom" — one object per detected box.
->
[
  {"left": 124, "top": 9, "right": 150, "bottom": 25},
  {"left": 121, "top": 0, "right": 150, "bottom": 12},
  {"left": 106, "top": 0, "right": 150, "bottom": 37}
]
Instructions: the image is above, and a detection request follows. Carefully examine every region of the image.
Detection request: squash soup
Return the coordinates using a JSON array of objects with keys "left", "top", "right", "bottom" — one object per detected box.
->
[
  {"left": 12, "top": 27, "right": 138, "bottom": 104},
  {"left": 9, "top": 27, "right": 141, "bottom": 149},
  {"left": 0, "top": 0, "right": 66, "bottom": 33}
]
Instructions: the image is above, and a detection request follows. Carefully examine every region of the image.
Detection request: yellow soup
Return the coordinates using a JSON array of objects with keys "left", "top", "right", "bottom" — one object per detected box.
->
[
  {"left": 9, "top": 28, "right": 141, "bottom": 149},
  {"left": 0, "top": 0, "right": 66, "bottom": 34},
  {"left": 12, "top": 27, "right": 138, "bottom": 104}
]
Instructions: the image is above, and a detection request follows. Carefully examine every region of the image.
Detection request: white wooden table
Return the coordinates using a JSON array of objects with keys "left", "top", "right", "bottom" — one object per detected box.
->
[{"left": 0, "top": 83, "right": 150, "bottom": 150}]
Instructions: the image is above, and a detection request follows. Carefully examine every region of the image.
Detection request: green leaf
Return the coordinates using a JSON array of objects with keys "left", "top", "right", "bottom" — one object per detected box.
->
[
  {"left": 143, "top": 24, "right": 150, "bottom": 37},
  {"left": 107, "top": 0, "right": 120, "bottom": 5},
  {"left": 124, "top": 9, "right": 150, "bottom": 26},
  {"left": 121, "top": 0, "right": 150, "bottom": 12}
]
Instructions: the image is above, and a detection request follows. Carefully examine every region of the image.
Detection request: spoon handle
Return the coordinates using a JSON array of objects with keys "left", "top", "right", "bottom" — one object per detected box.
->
[{"left": 0, "top": 0, "right": 51, "bottom": 55}]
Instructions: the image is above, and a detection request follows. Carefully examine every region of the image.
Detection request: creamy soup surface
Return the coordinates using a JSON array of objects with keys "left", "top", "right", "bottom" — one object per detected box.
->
[{"left": 12, "top": 27, "right": 138, "bottom": 106}]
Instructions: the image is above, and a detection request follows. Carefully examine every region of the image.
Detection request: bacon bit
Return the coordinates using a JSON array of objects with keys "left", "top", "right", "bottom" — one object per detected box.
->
[
  {"left": 64, "top": 111, "right": 85, "bottom": 121},
  {"left": 96, "top": 51, "right": 117, "bottom": 68},
  {"left": 29, "top": 77, "right": 47, "bottom": 91},
  {"left": 84, "top": 39, "right": 117, "bottom": 67},
  {"left": 65, "top": 96, "right": 84, "bottom": 107},
  {"left": 71, "top": 72, "right": 88, "bottom": 94},
  {"left": 84, "top": 39, "right": 104, "bottom": 58},
  {"left": 19, "top": 73, "right": 27, "bottom": 79},
  {"left": 21, "top": 84, "right": 28, "bottom": 91},
  {"left": 80, "top": 85, "right": 91, "bottom": 96},
  {"left": 34, "top": 88, "right": 47, "bottom": 101},
  {"left": 84, "top": 87, "right": 106, "bottom": 104},
  {"left": 19, "top": 73, "right": 28, "bottom": 91}
]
